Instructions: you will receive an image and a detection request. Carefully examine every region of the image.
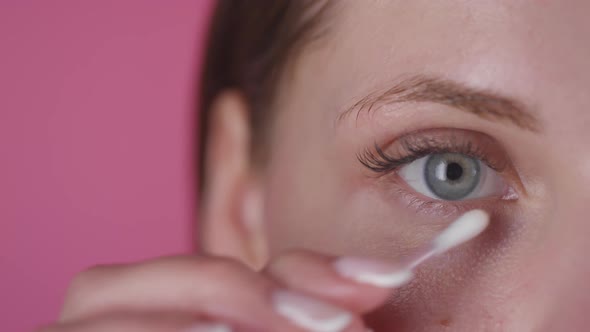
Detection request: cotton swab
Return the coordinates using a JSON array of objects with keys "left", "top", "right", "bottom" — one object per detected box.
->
[{"left": 335, "top": 210, "right": 490, "bottom": 288}]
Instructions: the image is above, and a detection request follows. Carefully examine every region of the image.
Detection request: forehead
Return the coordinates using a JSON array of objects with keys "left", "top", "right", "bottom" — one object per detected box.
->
[{"left": 288, "top": 0, "right": 590, "bottom": 138}]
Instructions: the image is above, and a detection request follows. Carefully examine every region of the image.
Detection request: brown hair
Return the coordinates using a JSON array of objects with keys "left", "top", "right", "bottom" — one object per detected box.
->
[{"left": 198, "top": 0, "right": 331, "bottom": 187}]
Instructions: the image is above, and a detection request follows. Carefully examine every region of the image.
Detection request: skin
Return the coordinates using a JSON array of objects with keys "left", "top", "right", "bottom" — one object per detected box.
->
[
  {"left": 262, "top": 1, "right": 590, "bottom": 329},
  {"left": 42, "top": 1, "right": 590, "bottom": 331}
]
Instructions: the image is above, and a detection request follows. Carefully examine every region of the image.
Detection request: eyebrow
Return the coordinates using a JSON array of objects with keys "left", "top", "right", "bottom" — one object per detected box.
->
[{"left": 338, "top": 75, "right": 541, "bottom": 132}]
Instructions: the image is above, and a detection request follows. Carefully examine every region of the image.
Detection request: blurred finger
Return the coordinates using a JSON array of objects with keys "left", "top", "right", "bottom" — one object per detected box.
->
[
  {"left": 39, "top": 311, "right": 233, "bottom": 332},
  {"left": 60, "top": 255, "right": 364, "bottom": 332},
  {"left": 60, "top": 256, "right": 281, "bottom": 330},
  {"left": 265, "top": 250, "right": 402, "bottom": 313}
]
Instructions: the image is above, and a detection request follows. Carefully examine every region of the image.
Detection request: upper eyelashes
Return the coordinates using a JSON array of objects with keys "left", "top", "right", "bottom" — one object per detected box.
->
[
  {"left": 357, "top": 142, "right": 415, "bottom": 174},
  {"left": 357, "top": 128, "right": 515, "bottom": 203},
  {"left": 357, "top": 128, "right": 510, "bottom": 175}
]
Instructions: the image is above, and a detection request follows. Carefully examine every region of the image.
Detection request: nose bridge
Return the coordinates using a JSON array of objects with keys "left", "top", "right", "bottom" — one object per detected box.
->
[
  {"left": 547, "top": 135, "right": 590, "bottom": 260},
  {"left": 536, "top": 209, "right": 590, "bottom": 330},
  {"left": 548, "top": 171, "right": 590, "bottom": 273},
  {"left": 551, "top": 133, "right": 590, "bottom": 221},
  {"left": 533, "top": 138, "right": 590, "bottom": 328}
]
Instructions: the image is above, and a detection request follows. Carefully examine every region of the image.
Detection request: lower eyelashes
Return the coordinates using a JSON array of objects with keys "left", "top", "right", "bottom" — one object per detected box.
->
[{"left": 390, "top": 175, "right": 513, "bottom": 218}]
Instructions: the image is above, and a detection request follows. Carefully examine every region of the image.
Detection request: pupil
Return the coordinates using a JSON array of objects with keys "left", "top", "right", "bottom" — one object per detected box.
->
[{"left": 446, "top": 162, "right": 463, "bottom": 181}]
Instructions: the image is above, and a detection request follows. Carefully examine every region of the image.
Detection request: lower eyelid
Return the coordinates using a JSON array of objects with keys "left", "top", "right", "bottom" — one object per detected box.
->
[{"left": 385, "top": 173, "right": 515, "bottom": 218}]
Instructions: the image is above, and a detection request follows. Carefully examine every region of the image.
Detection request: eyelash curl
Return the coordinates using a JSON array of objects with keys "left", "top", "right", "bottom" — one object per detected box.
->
[{"left": 357, "top": 130, "right": 508, "bottom": 175}]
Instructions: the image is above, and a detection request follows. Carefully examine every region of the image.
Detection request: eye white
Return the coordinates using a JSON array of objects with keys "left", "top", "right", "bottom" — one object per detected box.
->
[{"left": 398, "top": 155, "right": 506, "bottom": 201}]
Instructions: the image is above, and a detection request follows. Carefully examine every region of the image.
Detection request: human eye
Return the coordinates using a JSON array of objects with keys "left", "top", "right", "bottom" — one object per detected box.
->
[
  {"left": 398, "top": 153, "right": 504, "bottom": 201},
  {"left": 357, "top": 128, "right": 519, "bottom": 215}
]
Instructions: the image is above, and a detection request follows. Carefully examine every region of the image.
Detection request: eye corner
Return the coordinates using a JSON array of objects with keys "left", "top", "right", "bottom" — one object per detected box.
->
[{"left": 501, "top": 186, "right": 520, "bottom": 201}]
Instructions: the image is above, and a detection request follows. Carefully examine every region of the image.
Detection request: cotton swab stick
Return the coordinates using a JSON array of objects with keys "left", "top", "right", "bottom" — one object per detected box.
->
[
  {"left": 403, "top": 209, "right": 489, "bottom": 270},
  {"left": 336, "top": 210, "right": 490, "bottom": 288}
]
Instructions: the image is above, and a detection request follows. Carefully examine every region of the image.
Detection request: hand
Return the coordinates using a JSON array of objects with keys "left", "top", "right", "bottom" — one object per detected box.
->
[{"left": 37, "top": 251, "right": 402, "bottom": 332}]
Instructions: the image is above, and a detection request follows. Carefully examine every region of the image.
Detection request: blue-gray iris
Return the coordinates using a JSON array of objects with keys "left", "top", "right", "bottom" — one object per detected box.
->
[{"left": 424, "top": 153, "right": 480, "bottom": 200}]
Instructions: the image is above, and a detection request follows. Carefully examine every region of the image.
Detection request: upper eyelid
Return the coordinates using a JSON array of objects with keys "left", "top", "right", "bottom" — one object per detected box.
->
[{"left": 358, "top": 129, "right": 510, "bottom": 173}]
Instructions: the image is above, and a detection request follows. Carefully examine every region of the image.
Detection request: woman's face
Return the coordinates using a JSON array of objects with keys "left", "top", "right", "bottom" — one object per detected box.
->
[{"left": 259, "top": 1, "right": 590, "bottom": 330}]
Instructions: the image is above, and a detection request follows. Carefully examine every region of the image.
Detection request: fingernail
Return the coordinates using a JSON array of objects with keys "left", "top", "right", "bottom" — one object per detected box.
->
[
  {"left": 183, "top": 323, "right": 233, "bottom": 332},
  {"left": 333, "top": 256, "right": 414, "bottom": 288},
  {"left": 272, "top": 290, "right": 352, "bottom": 332}
]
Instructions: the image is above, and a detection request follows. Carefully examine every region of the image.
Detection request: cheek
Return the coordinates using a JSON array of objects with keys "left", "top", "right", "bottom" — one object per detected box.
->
[
  {"left": 262, "top": 151, "right": 587, "bottom": 330},
  {"left": 262, "top": 147, "right": 350, "bottom": 254},
  {"left": 262, "top": 129, "right": 429, "bottom": 257},
  {"left": 363, "top": 211, "right": 541, "bottom": 330},
  {"left": 262, "top": 144, "right": 421, "bottom": 257},
  {"left": 364, "top": 202, "right": 590, "bottom": 331}
]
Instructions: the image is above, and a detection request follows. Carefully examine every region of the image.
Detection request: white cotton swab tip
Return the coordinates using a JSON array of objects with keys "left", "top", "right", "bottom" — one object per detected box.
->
[
  {"left": 432, "top": 209, "right": 490, "bottom": 254},
  {"left": 333, "top": 209, "right": 490, "bottom": 289}
]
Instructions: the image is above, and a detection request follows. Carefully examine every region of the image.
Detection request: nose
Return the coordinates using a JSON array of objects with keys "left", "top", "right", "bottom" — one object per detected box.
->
[{"left": 532, "top": 148, "right": 590, "bottom": 329}]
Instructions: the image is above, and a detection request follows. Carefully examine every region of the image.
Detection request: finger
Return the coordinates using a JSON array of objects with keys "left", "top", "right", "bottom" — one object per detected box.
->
[
  {"left": 344, "top": 319, "right": 374, "bottom": 332},
  {"left": 38, "top": 311, "right": 239, "bottom": 332},
  {"left": 60, "top": 256, "right": 286, "bottom": 331},
  {"left": 271, "top": 289, "right": 368, "bottom": 332},
  {"left": 60, "top": 255, "right": 362, "bottom": 332},
  {"left": 265, "top": 250, "right": 406, "bottom": 313}
]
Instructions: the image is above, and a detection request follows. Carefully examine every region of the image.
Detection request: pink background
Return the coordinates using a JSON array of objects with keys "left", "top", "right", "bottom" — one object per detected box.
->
[{"left": 0, "top": 1, "right": 214, "bottom": 331}]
